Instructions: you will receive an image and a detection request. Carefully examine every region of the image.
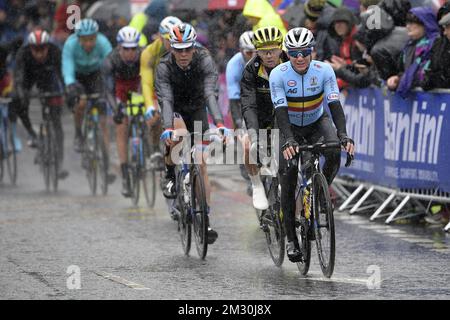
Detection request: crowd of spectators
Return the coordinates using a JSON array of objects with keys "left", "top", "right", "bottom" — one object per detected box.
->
[
  {"left": 285, "top": 0, "right": 450, "bottom": 93},
  {"left": 0, "top": 0, "right": 449, "bottom": 95}
]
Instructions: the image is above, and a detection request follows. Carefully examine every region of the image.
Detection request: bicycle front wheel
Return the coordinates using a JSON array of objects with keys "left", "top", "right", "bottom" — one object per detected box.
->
[
  {"left": 40, "top": 124, "right": 51, "bottom": 192},
  {"left": 141, "top": 140, "right": 156, "bottom": 208},
  {"left": 191, "top": 165, "right": 208, "bottom": 259},
  {"left": 129, "top": 139, "right": 140, "bottom": 206},
  {"left": 48, "top": 124, "right": 58, "bottom": 192},
  {"left": 97, "top": 129, "right": 109, "bottom": 196},
  {"left": 177, "top": 168, "right": 191, "bottom": 255},
  {"left": 313, "top": 173, "right": 335, "bottom": 278}
]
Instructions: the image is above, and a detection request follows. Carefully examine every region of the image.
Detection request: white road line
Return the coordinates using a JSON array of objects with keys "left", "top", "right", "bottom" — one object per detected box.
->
[
  {"left": 95, "top": 271, "right": 150, "bottom": 290},
  {"left": 296, "top": 272, "right": 369, "bottom": 286},
  {"left": 386, "top": 233, "right": 418, "bottom": 238},
  {"left": 378, "top": 229, "right": 407, "bottom": 234},
  {"left": 431, "top": 248, "right": 450, "bottom": 254},
  {"left": 337, "top": 215, "right": 449, "bottom": 252},
  {"left": 358, "top": 225, "right": 391, "bottom": 230},
  {"left": 400, "top": 237, "right": 436, "bottom": 244},
  {"left": 342, "top": 219, "right": 368, "bottom": 225}
]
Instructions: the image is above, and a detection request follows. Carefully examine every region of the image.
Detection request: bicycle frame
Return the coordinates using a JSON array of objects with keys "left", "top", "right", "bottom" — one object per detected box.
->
[{"left": 127, "top": 105, "right": 147, "bottom": 167}]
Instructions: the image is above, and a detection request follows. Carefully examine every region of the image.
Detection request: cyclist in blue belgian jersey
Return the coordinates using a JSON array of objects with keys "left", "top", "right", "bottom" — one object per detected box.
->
[{"left": 270, "top": 28, "right": 355, "bottom": 263}]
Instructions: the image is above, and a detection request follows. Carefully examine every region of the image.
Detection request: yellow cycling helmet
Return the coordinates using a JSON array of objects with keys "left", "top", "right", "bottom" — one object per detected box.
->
[{"left": 252, "top": 26, "right": 283, "bottom": 50}]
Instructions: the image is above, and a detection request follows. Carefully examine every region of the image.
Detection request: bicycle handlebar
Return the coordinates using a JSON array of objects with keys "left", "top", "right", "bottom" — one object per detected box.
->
[{"left": 287, "top": 141, "right": 354, "bottom": 168}]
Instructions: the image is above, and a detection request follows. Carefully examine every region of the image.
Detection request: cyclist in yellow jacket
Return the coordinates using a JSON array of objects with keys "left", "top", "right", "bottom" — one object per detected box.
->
[{"left": 140, "top": 16, "right": 182, "bottom": 116}]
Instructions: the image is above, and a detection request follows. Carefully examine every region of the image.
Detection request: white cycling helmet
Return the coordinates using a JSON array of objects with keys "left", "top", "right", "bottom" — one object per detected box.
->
[
  {"left": 117, "top": 26, "right": 141, "bottom": 48},
  {"left": 169, "top": 23, "right": 197, "bottom": 49},
  {"left": 159, "top": 16, "right": 182, "bottom": 37},
  {"left": 284, "top": 27, "right": 315, "bottom": 50},
  {"left": 239, "top": 31, "right": 255, "bottom": 50}
]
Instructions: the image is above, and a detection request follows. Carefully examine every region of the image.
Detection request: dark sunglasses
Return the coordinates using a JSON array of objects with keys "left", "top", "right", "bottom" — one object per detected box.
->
[{"left": 287, "top": 48, "right": 313, "bottom": 59}]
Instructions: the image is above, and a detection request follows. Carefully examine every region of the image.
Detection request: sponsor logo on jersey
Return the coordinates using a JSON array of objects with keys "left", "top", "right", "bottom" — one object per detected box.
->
[
  {"left": 310, "top": 76, "right": 318, "bottom": 86},
  {"left": 287, "top": 80, "right": 296, "bottom": 87},
  {"left": 327, "top": 93, "right": 339, "bottom": 101},
  {"left": 307, "top": 86, "right": 320, "bottom": 93},
  {"left": 314, "top": 63, "right": 322, "bottom": 69},
  {"left": 274, "top": 98, "right": 285, "bottom": 107},
  {"left": 280, "top": 65, "right": 288, "bottom": 72},
  {"left": 287, "top": 88, "right": 298, "bottom": 94}
]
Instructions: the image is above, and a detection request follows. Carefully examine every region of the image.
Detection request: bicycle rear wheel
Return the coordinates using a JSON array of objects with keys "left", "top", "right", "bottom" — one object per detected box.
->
[
  {"left": 262, "top": 177, "right": 285, "bottom": 267},
  {"left": 6, "top": 126, "right": 17, "bottom": 185},
  {"left": 296, "top": 217, "right": 311, "bottom": 275},
  {"left": 313, "top": 173, "right": 335, "bottom": 278},
  {"left": 191, "top": 165, "right": 208, "bottom": 259}
]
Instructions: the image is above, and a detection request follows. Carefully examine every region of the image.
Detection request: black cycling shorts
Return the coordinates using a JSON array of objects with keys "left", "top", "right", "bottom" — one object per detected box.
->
[{"left": 174, "top": 108, "right": 209, "bottom": 134}]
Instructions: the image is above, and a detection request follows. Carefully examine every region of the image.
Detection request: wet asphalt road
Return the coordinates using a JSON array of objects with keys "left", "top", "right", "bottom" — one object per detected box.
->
[{"left": 0, "top": 103, "right": 449, "bottom": 300}]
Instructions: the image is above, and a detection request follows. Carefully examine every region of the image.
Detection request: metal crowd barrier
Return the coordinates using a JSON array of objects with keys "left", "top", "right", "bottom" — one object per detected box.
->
[
  {"left": 333, "top": 177, "right": 450, "bottom": 232},
  {"left": 333, "top": 86, "right": 450, "bottom": 232}
]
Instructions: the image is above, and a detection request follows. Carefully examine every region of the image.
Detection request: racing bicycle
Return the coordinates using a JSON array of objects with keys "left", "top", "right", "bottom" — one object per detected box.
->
[
  {"left": 125, "top": 92, "right": 156, "bottom": 207},
  {"left": 35, "top": 92, "right": 64, "bottom": 192},
  {"left": 80, "top": 93, "right": 109, "bottom": 196},
  {"left": 291, "top": 141, "right": 353, "bottom": 278}
]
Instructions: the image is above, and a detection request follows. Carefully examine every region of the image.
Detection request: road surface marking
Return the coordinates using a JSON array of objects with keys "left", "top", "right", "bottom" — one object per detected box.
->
[
  {"left": 296, "top": 272, "right": 369, "bottom": 286},
  {"left": 95, "top": 271, "right": 150, "bottom": 290},
  {"left": 400, "top": 237, "right": 436, "bottom": 244},
  {"left": 342, "top": 219, "right": 367, "bottom": 225}
]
